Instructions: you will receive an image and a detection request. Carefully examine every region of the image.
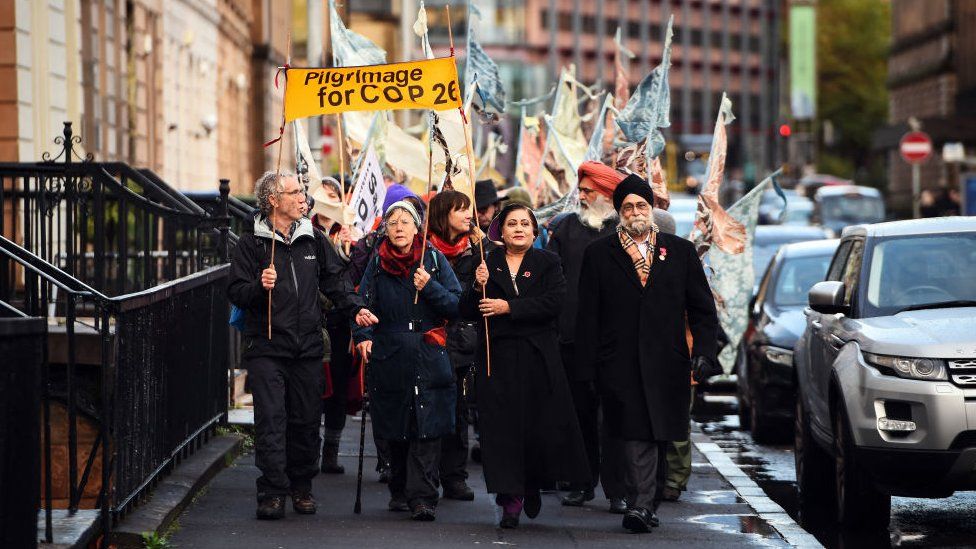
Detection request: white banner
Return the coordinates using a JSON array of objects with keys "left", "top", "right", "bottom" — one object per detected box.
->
[{"left": 349, "top": 145, "right": 386, "bottom": 234}]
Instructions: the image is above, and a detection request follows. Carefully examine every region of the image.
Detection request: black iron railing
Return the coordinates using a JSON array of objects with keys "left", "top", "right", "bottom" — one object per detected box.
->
[
  {"left": 0, "top": 123, "right": 235, "bottom": 547},
  {"left": 0, "top": 122, "right": 229, "bottom": 298}
]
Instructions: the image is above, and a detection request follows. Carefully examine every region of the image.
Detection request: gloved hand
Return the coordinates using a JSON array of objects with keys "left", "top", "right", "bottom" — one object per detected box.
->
[{"left": 691, "top": 355, "right": 722, "bottom": 383}]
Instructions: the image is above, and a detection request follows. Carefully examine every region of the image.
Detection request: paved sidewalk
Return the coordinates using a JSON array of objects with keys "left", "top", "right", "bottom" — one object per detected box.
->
[{"left": 170, "top": 419, "right": 791, "bottom": 548}]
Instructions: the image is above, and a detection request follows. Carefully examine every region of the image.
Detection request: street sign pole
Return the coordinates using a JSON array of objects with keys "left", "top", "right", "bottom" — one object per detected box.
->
[
  {"left": 899, "top": 130, "right": 933, "bottom": 219},
  {"left": 912, "top": 163, "right": 921, "bottom": 219}
]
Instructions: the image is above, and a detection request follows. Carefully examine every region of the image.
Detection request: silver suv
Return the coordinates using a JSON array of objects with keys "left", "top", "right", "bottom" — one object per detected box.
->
[{"left": 793, "top": 217, "right": 976, "bottom": 529}]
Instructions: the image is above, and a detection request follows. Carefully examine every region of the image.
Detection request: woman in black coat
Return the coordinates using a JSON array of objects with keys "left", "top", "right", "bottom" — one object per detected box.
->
[
  {"left": 460, "top": 203, "right": 590, "bottom": 529},
  {"left": 351, "top": 201, "right": 461, "bottom": 521}
]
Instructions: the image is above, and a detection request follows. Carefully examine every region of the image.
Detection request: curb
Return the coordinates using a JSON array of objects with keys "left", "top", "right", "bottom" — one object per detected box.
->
[
  {"left": 690, "top": 431, "right": 823, "bottom": 548},
  {"left": 110, "top": 434, "right": 245, "bottom": 548}
]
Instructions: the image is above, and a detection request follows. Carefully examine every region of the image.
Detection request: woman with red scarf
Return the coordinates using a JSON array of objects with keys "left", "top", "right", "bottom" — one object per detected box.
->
[
  {"left": 351, "top": 201, "right": 462, "bottom": 521},
  {"left": 426, "top": 190, "right": 486, "bottom": 502}
]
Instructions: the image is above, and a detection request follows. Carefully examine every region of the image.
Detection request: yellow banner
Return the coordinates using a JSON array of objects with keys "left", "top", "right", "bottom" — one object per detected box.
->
[{"left": 284, "top": 57, "right": 462, "bottom": 121}]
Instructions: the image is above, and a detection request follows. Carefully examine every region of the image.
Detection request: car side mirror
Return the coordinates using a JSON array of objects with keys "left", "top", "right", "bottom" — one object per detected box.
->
[{"left": 808, "top": 281, "right": 848, "bottom": 315}]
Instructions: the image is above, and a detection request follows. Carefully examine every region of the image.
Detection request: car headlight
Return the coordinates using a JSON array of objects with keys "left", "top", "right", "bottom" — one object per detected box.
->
[
  {"left": 762, "top": 346, "right": 794, "bottom": 366},
  {"left": 863, "top": 352, "right": 947, "bottom": 381}
]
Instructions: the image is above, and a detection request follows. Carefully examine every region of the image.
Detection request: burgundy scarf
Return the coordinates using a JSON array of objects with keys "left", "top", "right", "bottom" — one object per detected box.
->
[{"left": 378, "top": 235, "right": 424, "bottom": 278}]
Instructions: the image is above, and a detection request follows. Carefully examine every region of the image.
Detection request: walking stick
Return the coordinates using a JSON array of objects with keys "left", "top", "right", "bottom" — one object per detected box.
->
[
  {"left": 267, "top": 33, "right": 292, "bottom": 340},
  {"left": 354, "top": 353, "right": 368, "bottom": 514}
]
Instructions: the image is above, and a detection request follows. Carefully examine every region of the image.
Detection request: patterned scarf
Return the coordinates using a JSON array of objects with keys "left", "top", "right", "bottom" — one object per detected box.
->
[{"left": 617, "top": 227, "right": 658, "bottom": 286}]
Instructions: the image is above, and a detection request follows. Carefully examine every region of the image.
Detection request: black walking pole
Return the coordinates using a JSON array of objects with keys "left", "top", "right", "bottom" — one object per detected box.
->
[{"left": 354, "top": 355, "right": 368, "bottom": 514}]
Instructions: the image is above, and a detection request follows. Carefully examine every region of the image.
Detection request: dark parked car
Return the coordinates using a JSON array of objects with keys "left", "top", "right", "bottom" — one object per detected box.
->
[
  {"left": 752, "top": 225, "right": 830, "bottom": 296},
  {"left": 813, "top": 185, "right": 885, "bottom": 237},
  {"left": 737, "top": 239, "right": 839, "bottom": 441}
]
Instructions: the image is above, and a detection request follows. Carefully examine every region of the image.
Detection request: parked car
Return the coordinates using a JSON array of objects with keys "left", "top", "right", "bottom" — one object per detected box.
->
[
  {"left": 793, "top": 217, "right": 976, "bottom": 529},
  {"left": 737, "top": 239, "right": 839, "bottom": 441},
  {"left": 752, "top": 225, "right": 830, "bottom": 295},
  {"left": 758, "top": 189, "right": 795, "bottom": 225},
  {"left": 812, "top": 185, "right": 885, "bottom": 237},
  {"left": 796, "top": 173, "right": 851, "bottom": 198}
]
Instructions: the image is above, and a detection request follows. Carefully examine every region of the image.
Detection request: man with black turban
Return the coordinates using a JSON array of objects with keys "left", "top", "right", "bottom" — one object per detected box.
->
[{"left": 574, "top": 174, "right": 721, "bottom": 533}]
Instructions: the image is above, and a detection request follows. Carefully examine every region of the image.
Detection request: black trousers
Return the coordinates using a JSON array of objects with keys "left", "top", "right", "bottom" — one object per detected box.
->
[
  {"left": 438, "top": 367, "right": 469, "bottom": 485},
  {"left": 620, "top": 439, "right": 669, "bottom": 511},
  {"left": 321, "top": 323, "right": 352, "bottom": 446},
  {"left": 246, "top": 355, "right": 323, "bottom": 498},
  {"left": 389, "top": 438, "right": 442, "bottom": 507}
]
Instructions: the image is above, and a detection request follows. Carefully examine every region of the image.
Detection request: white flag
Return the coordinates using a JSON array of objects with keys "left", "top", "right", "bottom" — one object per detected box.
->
[{"left": 348, "top": 145, "right": 386, "bottom": 234}]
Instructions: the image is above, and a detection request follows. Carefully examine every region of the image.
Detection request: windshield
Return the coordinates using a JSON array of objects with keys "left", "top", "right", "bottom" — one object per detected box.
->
[
  {"left": 753, "top": 235, "right": 824, "bottom": 283},
  {"left": 782, "top": 203, "right": 813, "bottom": 225},
  {"left": 771, "top": 254, "right": 833, "bottom": 306},
  {"left": 864, "top": 232, "right": 976, "bottom": 317},
  {"left": 820, "top": 194, "right": 884, "bottom": 224}
]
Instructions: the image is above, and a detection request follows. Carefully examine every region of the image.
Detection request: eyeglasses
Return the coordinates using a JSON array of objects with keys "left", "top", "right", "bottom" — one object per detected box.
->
[
  {"left": 620, "top": 202, "right": 651, "bottom": 215},
  {"left": 578, "top": 187, "right": 598, "bottom": 196},
  {"left": 385, "top": 219, "right": 414, "bottom": 228},
  {"left": 279, "top": 189, "right": 305, "bottom": 197}
]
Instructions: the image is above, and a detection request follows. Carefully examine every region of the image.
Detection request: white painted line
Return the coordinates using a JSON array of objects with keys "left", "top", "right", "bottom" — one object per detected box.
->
[{"left": 692, "top": 434, "right": 824, "bottom": 548}]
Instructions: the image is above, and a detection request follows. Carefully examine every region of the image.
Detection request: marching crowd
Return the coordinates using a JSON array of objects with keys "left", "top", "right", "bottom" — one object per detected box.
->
[{"left": 227, "top": 161, "right": 723, "bottom": 534}]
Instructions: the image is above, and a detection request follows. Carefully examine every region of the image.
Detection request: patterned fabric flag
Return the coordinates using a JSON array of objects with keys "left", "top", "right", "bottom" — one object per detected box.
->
[
  {"left": 585, "top": 94, "right": 614, "bottom": 162},
  {"left": 329, "top": 0, "right": 387, "bottom": 67},
  {"left": 691, "top": 93, "right": 744, "bottom": 256},
  {"left": 546, "top": 68, "right": 588, "bottom": 192},
  {"left": 603, "top": 27, "right": 635, "bottom": 155},
  {"left": 648, "top": 156, "right": 670, "bottom": 211},
  {"left": 467, "top": 41, "right": 506, "bottom": 113},
  {"left": 707, "top": 171, "right": 780, "bottom": 373},
  {"left": 615, "top": 15, "right": 673, "bottom": 158}
]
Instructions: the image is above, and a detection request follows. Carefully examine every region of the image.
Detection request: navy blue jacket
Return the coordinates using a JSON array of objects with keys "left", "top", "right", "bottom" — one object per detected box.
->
[{"left": 352, "top": 242, "right": 462, "bottom": 440}]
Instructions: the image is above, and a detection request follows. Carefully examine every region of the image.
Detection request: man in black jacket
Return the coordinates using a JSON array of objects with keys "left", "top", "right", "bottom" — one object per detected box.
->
[
  {"left": 228, "top": 171, "right": 377, "bottom": 520},
  {"left": 575, "top": 175, "right": 721, "bottom": 533},
  {"left": 546, "top": 161, "right": 627, "bottom": 513}
]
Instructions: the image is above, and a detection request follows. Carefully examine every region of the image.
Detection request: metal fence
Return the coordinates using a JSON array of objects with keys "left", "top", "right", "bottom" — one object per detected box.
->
[
  {"left": 0, "top": 123, "right": 235, "bottom": 547},
  {"left": 0, "top": 122, "right": 230, "bottom": 298}
]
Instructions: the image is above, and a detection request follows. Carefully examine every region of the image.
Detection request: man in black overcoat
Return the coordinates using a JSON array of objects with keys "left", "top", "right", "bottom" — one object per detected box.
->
[{"left": 575, "top": 174, "right": 721, "bottom": 533}]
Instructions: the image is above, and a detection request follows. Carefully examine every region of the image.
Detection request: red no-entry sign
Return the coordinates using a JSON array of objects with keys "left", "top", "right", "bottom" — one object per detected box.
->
[{"left": 900, "top": 131, "right": 933, "bottom": 164}]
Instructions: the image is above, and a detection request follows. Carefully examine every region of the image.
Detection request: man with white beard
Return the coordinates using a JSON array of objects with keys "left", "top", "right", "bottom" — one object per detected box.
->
[
  {"left": 575, "top": 174, "right": 721, "bottom": 533},
  {"left": 546, "top": 161, "right": 628, "bottom": 513}
]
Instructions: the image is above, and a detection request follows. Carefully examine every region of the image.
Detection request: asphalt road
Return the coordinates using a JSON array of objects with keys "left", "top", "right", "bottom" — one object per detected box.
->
[
  {"left": 170, "top": 416, "right": 791, "bottom": 548},
  {"left": 693, "top": 394, "right": 976, "bottom": 548}
]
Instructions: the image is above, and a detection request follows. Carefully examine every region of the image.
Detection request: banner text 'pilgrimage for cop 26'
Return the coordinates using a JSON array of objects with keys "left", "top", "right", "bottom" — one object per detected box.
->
[{"left": 284, "top": 57, "right": 461, "bottom": 121}]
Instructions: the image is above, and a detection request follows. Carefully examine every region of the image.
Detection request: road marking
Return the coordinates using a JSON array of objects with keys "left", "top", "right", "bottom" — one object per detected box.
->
[{"left": 692, "top": 432, "right": 824, "bottom": 548}]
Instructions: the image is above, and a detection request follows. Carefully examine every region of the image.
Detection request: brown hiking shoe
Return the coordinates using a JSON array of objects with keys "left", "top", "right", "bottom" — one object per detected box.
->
[{"left": 291, "top": 491, "right": 317, "bottom": 515}]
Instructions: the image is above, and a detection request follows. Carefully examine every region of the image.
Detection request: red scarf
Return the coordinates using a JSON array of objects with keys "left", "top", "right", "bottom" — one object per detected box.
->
[
  {"left": 428, "top": 232, "right": 469, "bottom": 262},
  {"left": 378, "top": 235, "right": 423, "bottom": 278}
]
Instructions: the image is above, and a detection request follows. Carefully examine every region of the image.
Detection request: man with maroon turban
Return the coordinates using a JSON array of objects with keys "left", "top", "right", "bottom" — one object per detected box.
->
[{"left": 546, "top": 161, "right": 628, "bottom": 513}]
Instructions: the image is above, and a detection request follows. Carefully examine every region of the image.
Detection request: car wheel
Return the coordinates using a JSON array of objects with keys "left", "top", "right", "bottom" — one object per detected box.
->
[
  {"left": 833, "top": 402, "right": 890, "bottom": 529},
  {"left": 794, "top": 395, "right": 833, "bottom": 527}
]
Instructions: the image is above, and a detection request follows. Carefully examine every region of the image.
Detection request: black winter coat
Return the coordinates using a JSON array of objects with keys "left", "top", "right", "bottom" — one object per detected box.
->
[
  {"left": 352, "top": 243, "right": 461, "bottom": 441},
  {"left": 228, "top": 216, "right": 362, "bottom": 360},
  {"left": 545, "top": 213, "right": 616, "bottom": 376},
  {"left": 460, "top": 247, "right": 590, "bottom": 494},
  {"left": 575, "top": 232, "right": 718, "bottom": 441}
]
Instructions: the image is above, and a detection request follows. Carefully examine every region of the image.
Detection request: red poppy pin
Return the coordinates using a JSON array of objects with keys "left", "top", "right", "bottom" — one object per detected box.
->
[
  {"left": 523, "top": 271, "right": 531, "bottom": 278},
  {"left": 658, "top": 247, "right": 668, "bottom": 261}
]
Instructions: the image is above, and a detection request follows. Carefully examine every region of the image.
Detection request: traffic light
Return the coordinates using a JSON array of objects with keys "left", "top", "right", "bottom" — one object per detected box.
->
[{"left": 779, "top": 124, "right": 792, "bottom": 138}]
